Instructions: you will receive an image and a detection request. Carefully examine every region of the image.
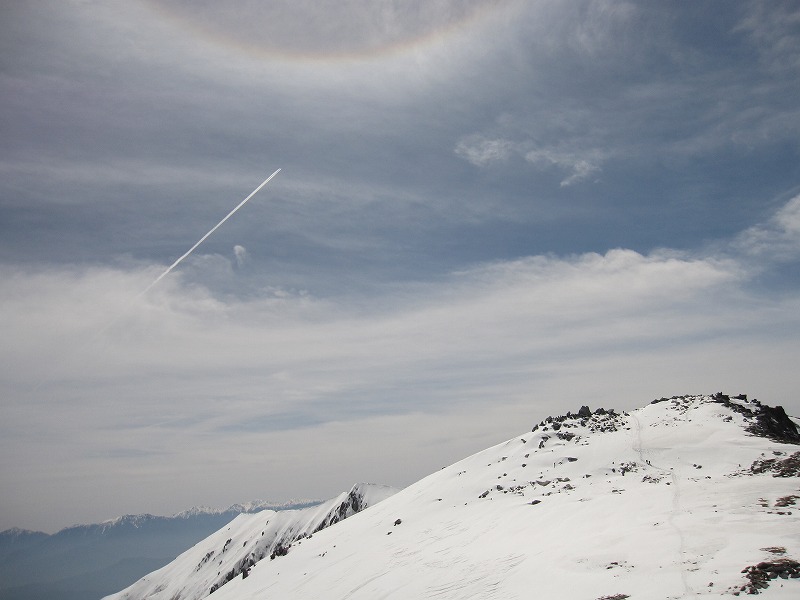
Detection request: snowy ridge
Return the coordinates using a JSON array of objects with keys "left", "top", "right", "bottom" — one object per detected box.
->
[
  {"left": 173, "top": 499, "right": 322, "bottom": 519},
  {"left": 223, "top": 499, "right": 322, "bottom": 514},
  {"left": 96, "top": 514, "right": 162, "bottom": 532},
  {"left": 47, "top": 499, "right": 326, "bottom": 533},
  {"left": 103, "top": 483, "right": 397, "bottom": 600},
  {"left": 186, "top": 393, "right": 800, "bottom": 599},
  {"left": 0, "top": 527, "right": 46, "bottom": 539}
]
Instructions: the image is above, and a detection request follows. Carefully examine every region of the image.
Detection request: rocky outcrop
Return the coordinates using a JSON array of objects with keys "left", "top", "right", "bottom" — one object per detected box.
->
[
  {"left": 749, "top": 452, "right": 800, "bottom": 477},
  {"left": 736, "top": 559, "right": 800, "bottom": 595},
  {"left": 207, "top": 484, "right": 392, "bottom": 597},
  {"left": 747, "top": 405, "right": 800, "bottom": 444},
  {"left": 707, "top": 393, "right": 800, "bottom": 444}
]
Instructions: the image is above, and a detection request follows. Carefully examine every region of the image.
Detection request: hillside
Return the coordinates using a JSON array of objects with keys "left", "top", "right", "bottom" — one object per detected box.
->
[
  {"left": 133, "top": 393, "right": 800, "bottom": 599},
  {"left": 103, "top": 483, "right": 397, "bottom": 600}
]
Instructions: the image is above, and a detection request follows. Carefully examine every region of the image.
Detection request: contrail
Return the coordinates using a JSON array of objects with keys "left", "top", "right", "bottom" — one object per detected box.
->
[
  {"left": 138, "top": 168, "right": 281, "bottom": 298},
  {"left": 30, "top": 169, "right": 281, "bottom": 393}
]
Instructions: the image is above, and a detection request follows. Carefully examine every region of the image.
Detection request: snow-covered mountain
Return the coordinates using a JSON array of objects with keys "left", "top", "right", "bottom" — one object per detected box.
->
[
  {"left": 115, "top": 393, "right": 800, "bottom": 599},
  {"left": 0, "top": 499, "right": 320, "bottom": 600},
  {"left": 103, "top": 483, "right": 398, "bottom": 600}
]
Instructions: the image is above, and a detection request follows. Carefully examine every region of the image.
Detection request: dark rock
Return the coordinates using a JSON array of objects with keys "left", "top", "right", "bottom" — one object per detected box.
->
[
  {"left": 749, "top": 452, "right": 800, "bottom": 477},
  {"left": 578, "top": 405, "right": 592, "bottom": 418},
  {"left": 747, "top": 405, "right": 800, "bottom": 444},
  {"left": 741, "top": 558, "right": 800, "bottom": 594}
]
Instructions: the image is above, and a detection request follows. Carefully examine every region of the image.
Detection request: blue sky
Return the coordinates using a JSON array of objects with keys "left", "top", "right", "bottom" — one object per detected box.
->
[{"left": 2, "top": 0, "right": 800, "bottom": 532}]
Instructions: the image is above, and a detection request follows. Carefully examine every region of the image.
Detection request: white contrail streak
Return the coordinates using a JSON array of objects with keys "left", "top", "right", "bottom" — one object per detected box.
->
[{"left": 138, "top": 168, "right": 281, "bottom": 297}]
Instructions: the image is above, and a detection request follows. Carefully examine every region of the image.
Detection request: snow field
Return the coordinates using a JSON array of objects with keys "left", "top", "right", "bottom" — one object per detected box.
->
[{"left": 114, "top": 396, "right": 800, "bottom": 599}]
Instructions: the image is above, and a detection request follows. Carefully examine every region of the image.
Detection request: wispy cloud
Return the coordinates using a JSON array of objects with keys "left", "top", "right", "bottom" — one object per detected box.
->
[
  {"left": 2, "top": 196, "right": 799, "bottom": 529},
  {"left": 734, "top": 1, "right": 800, "bottom": 73},
  {"left": 735, "top": 194, "right": 800, "bottom": 260},
  {"left": 454, "top": 135, "right": 516, "bottom": 167},
  {"left": 233, "top": 245, "right": 248, "bottom": 269},
  {"left": 523, "top": 148, "right": 602, "bottom": 186},
  {"left": 454, "top": 135, "right": 603, "bottom": 186}
]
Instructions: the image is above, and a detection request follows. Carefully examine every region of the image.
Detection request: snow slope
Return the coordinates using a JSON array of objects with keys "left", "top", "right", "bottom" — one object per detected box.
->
[
  {"left": 103, "top": 483, "right": 397, "bottom": 600},
  {"left": 192, "top": 394, "right": 800, "bottom": 599}
]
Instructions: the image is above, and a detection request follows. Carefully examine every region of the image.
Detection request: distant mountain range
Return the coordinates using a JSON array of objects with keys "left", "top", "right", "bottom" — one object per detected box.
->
[
  {"left": 0, "top": 499, "right": 321, "bottom": 600},
  {"left": 103, "top": 393, "right": 800, "bottom": 599}
]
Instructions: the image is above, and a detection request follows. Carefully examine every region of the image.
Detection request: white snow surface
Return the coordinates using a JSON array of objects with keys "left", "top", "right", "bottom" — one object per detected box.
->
[
  {"left": 102, "top": 483, "right": 397, "bottom": 600},
  {"left": 109, "top": 395, "right": 800, "bottom": 599}
]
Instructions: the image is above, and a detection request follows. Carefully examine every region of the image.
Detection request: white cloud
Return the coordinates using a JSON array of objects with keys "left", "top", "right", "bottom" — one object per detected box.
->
[
  {"left": 5, "top": 195, "right": 800, "bottom": 529},
  {"left": 775, "top": 194, "right": 800, "bottom": 234},
  {"left": 454, "top": 135, "right": 516, "bottom": 166},
  {"left": 4, "top": 0, "right": 800, "bottom": 531},
  {"left": 524, "top": 148, "right": 602, "bottom": 186},
  {"left": 233, "top": 245, "right": 248, "bottom": 268},
  {"left": 734, "top": 194, "right": 800, "bottom": 260},
  {"left": 454, "top": 135, "right": 603, "bottom": 186}
]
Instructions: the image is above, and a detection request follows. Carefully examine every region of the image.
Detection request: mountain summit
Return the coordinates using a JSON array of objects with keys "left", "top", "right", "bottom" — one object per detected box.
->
[{"left": 109, "top": 394, "right": 800, "bottom": 599}]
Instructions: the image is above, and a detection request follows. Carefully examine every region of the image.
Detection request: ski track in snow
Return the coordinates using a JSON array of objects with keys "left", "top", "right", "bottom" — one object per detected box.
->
[
  {"left": 423, "top": 552, "right": 524, "bottom": 600},
  {"left": 342, "top": 571, "right": 392, "bottom": 600},
  {"left": 631, "top": 410, "right": 690, "bottom": 598}
]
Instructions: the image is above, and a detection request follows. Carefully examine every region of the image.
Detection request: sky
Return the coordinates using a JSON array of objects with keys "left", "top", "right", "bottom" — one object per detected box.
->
[{"left": 1, "top": 0, "right": 800, "bottom": 534}]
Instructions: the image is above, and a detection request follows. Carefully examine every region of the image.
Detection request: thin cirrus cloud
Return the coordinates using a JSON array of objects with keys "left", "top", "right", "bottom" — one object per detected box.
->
[
  {"left": 734, "top": 194, "right": 800, "bottom": 261},
  {"left": 2, "top": 196, "right": 799, "bottom": 530},
  {"left": 454, "top": 135, "right": 603, "bottom": 186}
]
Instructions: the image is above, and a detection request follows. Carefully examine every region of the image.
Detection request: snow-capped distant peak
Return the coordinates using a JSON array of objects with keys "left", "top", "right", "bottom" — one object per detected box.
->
[
  {"left": 0, "top": 526, "right": 47, "bottom": 538},
  {"left": 172, "top": 499, "right": 324, "bottom": 519},
  {"left": 225, "top": 498, "right": 323, "bottom": 514},
  {"left": 172, "top": 506, "right": 220, "bottom": 519},
  {"left": 97, "top": 514, "right": 159, "bottom": 531}
]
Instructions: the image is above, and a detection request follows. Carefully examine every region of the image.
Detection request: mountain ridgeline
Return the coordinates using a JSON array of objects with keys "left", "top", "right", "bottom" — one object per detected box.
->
[
  {"left": 105, "top": 393, "right": 800, "bottom": 600},
  {"left": 5, "top": 393, "right": 799, "bottom": 600}
]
